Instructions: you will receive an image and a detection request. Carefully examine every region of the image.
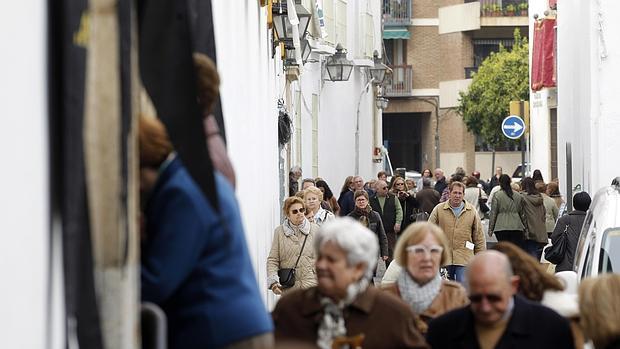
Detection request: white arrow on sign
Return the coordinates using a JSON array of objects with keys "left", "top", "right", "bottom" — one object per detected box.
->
[{"left": 504, "top": 123, "right": 523, "bottom": 133}]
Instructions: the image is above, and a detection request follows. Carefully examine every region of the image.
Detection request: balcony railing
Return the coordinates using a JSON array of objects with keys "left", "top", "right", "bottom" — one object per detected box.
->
[
  {"left": 465, "top": 66, "right": 479, "bottom": 79},
  {"left": 383, "top": 0, "right": 412, "bottom": 26},
  {"left": 384, "top": 65, "right": 413, "bottom": 97},
  {"left": 480, "top": 0, "right": 528, "bottom": 17}
]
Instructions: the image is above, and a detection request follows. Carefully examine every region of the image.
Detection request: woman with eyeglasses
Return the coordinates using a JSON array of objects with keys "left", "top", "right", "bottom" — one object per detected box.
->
[
  {"left": 267, "top": 196, "right": 319, "bottom": 295},
  {"left": 383, "top": 222, "right": 468, "bottom": 334},
  {"left": 347, "top": 190, "right": 389, "bottom": 272}
]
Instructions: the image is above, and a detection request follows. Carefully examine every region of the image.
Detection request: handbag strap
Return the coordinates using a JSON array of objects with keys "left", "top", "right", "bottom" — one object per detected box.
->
[{"left": 292, "top": 233, "right": 310, "bottom": 270}]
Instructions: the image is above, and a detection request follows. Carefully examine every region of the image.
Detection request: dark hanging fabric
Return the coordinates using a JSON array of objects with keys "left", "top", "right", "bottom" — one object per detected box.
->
[
  {"left": 187, "top": 0, "right": 226, "bottom": 142},
  {"left": 118, "top": 0, "right": 132, "bottom": 267},
  {"left": 48, "top": 1, "right": 104, "bottom": 348},
  {"left": 138, "top": 0, "right": 218, "bottom": 210}
]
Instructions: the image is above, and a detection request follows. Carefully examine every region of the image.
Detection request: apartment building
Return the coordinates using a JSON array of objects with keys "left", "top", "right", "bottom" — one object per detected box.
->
[{"left": 381, "top": 0, "right": 527, "bottom": 178}]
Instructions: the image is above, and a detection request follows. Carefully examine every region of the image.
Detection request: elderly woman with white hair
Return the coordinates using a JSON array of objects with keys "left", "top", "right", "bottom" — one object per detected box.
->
[{"left": 272, "top": 217, "right": 428, "bottom": 349}]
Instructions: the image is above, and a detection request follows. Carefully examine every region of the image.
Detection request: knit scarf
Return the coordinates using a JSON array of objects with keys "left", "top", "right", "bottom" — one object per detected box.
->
[
  {"left": 353, "top": 205, "right": 372, "bottom": 228},
  {"left": 282, "top": 217, "right": 310, "bottom": 237},
  {"left": 316, "top": 278, "right": 370, "bottom": 349},
  {"left": 397, "top": 271, "right": 442, "bottom": 315}
]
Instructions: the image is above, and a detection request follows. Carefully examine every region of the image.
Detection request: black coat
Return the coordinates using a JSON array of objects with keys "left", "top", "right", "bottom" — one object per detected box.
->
[
  {"left": 550, "top": 210, "right": 586, "bottom": 272},
  {"left": 426, "top": 295, "right": 575, "bottom": 349},
  {"left": 348, "top": 210, "right": 388, "bottom": 257},
  {"left": 370, "top": 193, "right": 399, "bottom": 233},
  {"left": 434, "top": 178, "right": 447, "bottom": 196},
  {"left": 398, "top": 194, "right": 418, "bottom": 230}
]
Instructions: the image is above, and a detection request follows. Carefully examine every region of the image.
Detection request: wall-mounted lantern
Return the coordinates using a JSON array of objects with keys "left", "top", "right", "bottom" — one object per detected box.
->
[
  {"left": 369, "top": 50, "right": 391, "bottom": 85},
  {"left": 283, "top": 39, "right": 312, "bottom": 66},
  {"left": 272, "top": 1, "right": 311, "bottom": 42},
  {"left": 325, "top": 44, "right": 354, "bottom": 82},
  {"left": 376, "top": 96, "right": 389, "bottom": 110}
]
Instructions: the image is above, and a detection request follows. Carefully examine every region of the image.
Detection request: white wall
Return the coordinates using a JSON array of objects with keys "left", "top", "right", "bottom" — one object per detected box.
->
[
  {"left": 212, "top": 2, "right": 282, "bottom": 309},
  {"left": 0, "top": 1, "right": 55, "bottom": 347}
]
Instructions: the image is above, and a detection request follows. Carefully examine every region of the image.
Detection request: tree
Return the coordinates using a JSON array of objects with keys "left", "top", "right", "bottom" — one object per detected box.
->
[{"left": 458, "top": 29, "right": 529, "bottom": 150}]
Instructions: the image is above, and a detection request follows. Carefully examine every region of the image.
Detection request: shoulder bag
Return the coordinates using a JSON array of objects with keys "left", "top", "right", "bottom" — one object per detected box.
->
[
  {"left": 544, "top": 224, "right": 568, "bottom": 265},
  {"left": 278, "top": 233, "right": 309, "bottom": 289},
  {"left": 478, "top": 188, "right": 490, "bottom": 214}
]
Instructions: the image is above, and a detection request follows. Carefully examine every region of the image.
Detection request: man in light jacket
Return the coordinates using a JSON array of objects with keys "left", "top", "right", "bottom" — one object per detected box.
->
[{"left": 428, "top": 181, "right": 485, "bottom": 283}]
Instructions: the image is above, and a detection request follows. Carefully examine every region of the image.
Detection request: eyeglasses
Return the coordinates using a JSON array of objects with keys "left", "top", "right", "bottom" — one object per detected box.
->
[
  {"left": 381, "top": 187, "right": 388, "bottom": 190},
  {"left": 290, "top": 207, "right": 306, "bottom": 215},
  {"left": 406, "top": 244, "right": 443, "bottom": 256},
  {"left": 395, "top": 183, "right": 405, "bottom": 186},
  {"left": 468, "top": 293, "right": 503, "bottom": 304}
]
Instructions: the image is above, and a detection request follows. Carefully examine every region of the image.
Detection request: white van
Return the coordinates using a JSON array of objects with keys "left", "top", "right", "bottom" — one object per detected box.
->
[{"left": 574, "top": 185, "right": 620, "bottom": 279}]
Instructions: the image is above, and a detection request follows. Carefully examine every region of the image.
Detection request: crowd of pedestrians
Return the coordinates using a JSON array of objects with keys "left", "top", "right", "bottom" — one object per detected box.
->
[{"left": 139, "top": 128, "right": 619, "bottom": 349}]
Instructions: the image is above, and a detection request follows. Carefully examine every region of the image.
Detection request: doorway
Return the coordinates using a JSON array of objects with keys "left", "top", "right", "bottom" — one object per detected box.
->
[{"left": 383, "top": 113, "right": 422, "bottom": 171}]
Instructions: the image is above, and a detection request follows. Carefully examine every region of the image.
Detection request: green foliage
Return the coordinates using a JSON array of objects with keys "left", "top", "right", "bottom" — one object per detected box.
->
[{"left": 458, "top": 29, "right": 529, "bottom": 147}]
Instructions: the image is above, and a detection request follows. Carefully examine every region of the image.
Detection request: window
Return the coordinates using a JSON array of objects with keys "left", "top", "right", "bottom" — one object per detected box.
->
[
  {"left": 323, "top": 0, "right": 348, "bottom": 46},
  {"left": 473, "top": 39, "right": 515, "bottom": 67},
  {"left": 360, "top": 11, "right": 374, "bottom": 59},
  {"left": 599, "top": 229, "right": 620, "bottom": 274}
]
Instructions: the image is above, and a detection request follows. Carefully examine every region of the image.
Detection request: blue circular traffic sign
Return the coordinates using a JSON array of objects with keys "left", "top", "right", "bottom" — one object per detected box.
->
[{"left": 502, "top": 115, "right": 525, "bottom": 139}]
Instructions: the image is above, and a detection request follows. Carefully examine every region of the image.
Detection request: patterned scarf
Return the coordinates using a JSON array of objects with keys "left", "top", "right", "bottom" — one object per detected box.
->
[
  {"left": 353, "top": 205, "right": 372, "bottom": 228},
  {"left": 316, "top": 278, "right": 370, "bottom": 349},
  {"left": 397, "top": 271, "right": 441, "bottom": 315},
  {"left": 282, "top": 217, "right": 310, "bottom": 237}
]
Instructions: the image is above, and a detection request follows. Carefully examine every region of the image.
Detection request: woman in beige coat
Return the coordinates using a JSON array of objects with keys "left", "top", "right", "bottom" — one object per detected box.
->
[
  {"left": 383, "top": 222, "right": 469, "bottom": 334},
  {"left": 267, "top": 196, "right": 319, "bottom": 295}
]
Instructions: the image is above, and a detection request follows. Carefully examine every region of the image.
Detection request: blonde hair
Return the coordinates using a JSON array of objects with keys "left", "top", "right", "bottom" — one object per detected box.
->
[
  {"left": 579, "top": 274, "right": 620, "bottom": 348},
  {"left": 394, "top": 222, "right": 449, "bottom": 266},
  {"left": 303, "top": 186, "right": 324, "bottom": 201},
  {"left": 139, "top": 114, "right": 173, "bottom": 168},
  {"left": 283, "top": 196, "right": 305, "bottom": 216}
]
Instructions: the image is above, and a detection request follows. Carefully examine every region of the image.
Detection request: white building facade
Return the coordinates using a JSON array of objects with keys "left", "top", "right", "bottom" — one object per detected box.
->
[
  {"left": 213, "top": 0, "right": 384, "bottom": 309},
  {"left": 529, "top": 0, "right": 620, "bottom": 197}
]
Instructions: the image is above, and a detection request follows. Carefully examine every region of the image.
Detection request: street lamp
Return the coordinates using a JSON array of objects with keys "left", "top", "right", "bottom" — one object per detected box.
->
[
  {"left": 272, "top": 1, "right": 311, "bottom": 42},
  {"left": 369, "top": 50, "right": 391, "bottom": 85},
  {"left": 375, "top": 96, "right": 389, "bottom": 110},
  {"left": 283, "top": 39, "right": 312, "bottom": 66},
  {"left": 325, "top": 44, "right": 354, "bottom": 82}
]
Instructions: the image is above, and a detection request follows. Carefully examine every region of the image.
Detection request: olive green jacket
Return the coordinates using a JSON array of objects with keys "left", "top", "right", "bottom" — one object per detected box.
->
[{"left": 488, "top": 190, "right": 527, "bottom": 234}]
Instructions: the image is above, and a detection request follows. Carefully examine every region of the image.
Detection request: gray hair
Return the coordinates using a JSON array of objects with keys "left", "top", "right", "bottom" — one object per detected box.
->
[
  {"left": 422, "top": 177, "right": 431, "bottom": 188},
  {"left": 314, "top": 217, "right": 379, "bottom": 279},
  {"left": 290, "top": 166, "right": 302, "bottom": 174}
]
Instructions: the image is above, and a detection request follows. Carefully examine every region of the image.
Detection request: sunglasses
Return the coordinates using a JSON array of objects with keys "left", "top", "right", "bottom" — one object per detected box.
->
[
  {"left": 380, "top": 186, "right": 388, "bottom": 190},
  {"left": 395, "top": 183, "right": 405, "bottom": 186},
  {"left": 406, "top": 244, "right": 443, "bottom": 256},
  {"left": 290, "top": 207, "right": 306, "bottom": 215},
  {"left": 468, "top": 293, "right": 503, "bottom": 303}
]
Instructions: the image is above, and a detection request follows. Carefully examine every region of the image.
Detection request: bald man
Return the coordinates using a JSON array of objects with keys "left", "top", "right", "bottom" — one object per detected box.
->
[
  {"left": 427, "top": 251, "right": 575, "bottom": 349},
  {"left": 369, "top": 180, "right": 402, "bottom": 266}
]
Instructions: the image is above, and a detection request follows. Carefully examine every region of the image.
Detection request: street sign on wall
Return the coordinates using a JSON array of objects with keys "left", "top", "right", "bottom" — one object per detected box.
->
[{"left": 502, "top": 115, "right": 525, "bottom": 139}]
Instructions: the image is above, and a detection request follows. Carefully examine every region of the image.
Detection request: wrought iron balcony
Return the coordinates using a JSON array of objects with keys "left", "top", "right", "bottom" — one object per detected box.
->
[
  {"left": 384, "top": 65, "right": 413, "bottom": 97},
  {"left": 383, "top": 0, "right": 412, "bottom": 26},
  {"left": 479, "top": 0, "right": 528, "bottom": 17}
]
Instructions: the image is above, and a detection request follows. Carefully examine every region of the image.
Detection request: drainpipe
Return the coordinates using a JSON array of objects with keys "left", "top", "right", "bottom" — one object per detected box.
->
[
  {"left": 356, "top": 78, "right": 375, "bottom": 174},
  {"left": 411, "top": 96, "right": 440, "bottom": 168}
]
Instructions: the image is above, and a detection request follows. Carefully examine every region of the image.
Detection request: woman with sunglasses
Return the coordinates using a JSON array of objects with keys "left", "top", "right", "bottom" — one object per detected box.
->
[
  {"left": 347, "top": 190, "right": 389, "bottom": 271},
  {"left": 391, "top": 176, "right": 418, "bottom": 232},
  {"left": 267, "top": 196, "right": 319, "bottom": 295},
  {"left": 383, "top": 222, "right": 468, "bottom": 334}
]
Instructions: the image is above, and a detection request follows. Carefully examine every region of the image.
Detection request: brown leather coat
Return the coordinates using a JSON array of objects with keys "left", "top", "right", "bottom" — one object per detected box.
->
[
  {"left": 384, "top": 280, "right": 469, "bottom": 334},
  {"left": 272, "top": 286, "right": 429, "bottom": 349}
]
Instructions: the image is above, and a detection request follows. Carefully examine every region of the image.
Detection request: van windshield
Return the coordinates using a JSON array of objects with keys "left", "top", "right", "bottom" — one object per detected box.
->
[{"left": 599, "top": 228, "right": 620, "bottom": 274}]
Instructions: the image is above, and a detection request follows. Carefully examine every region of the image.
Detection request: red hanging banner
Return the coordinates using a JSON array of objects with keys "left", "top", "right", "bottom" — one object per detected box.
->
[{"left": 531, "top": 18, "right": 556, "bottom": 91}]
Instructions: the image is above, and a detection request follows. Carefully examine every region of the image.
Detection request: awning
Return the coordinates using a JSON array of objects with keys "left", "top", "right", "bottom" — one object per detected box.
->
[{"left": 383, "top": 27, "right": 410, "bottom": 40}]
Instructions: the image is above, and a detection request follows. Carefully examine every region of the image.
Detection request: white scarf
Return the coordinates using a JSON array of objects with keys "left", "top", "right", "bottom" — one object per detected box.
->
[
  {"left": 282, "top": 217, "right": 310, "bottom": 237},
  {"left": 316, "top": 278, "right": 370, "bottom": 349},
  {"left": 397, "top": 271, "right": 441, "bottom": 315}
]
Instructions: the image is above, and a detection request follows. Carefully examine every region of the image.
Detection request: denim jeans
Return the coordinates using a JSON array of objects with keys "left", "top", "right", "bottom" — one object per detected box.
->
[
  {"left": 445, "top": 265, "right": 466, "bottom": 283},
  {"left": 525, "top": 240, "right": 546, "bottom": 261}
]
